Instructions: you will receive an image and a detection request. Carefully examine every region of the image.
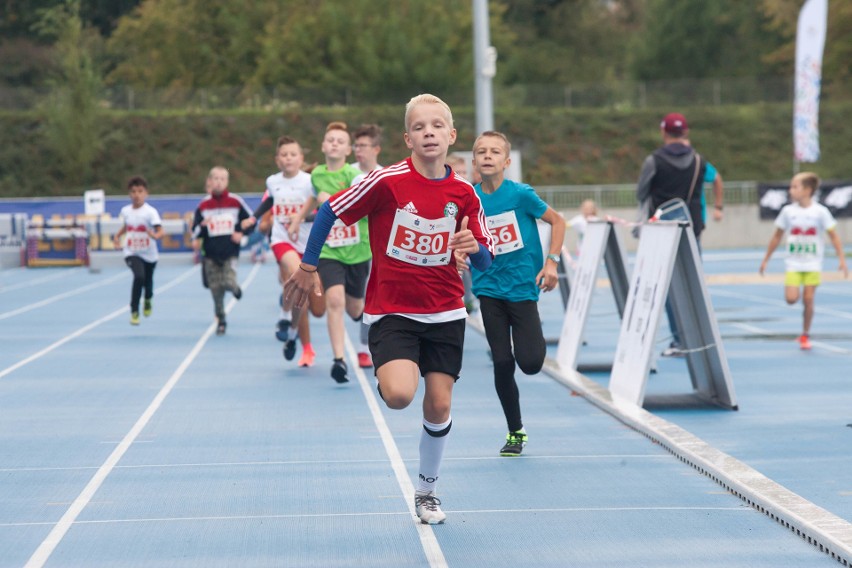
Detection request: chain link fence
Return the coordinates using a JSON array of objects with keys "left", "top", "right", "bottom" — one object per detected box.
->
[{"left": 536, "top": 180, "right": 757, "bottom": 210}]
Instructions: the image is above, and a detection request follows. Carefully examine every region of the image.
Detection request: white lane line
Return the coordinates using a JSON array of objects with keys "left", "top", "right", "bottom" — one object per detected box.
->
[
  {"left": 0, "top": 505, "right": 749, "bottom": 528},
  {"left": 0, "top": 270, "right": 73, "bottom": 293},
  {"left": 0, "top": 454, "right": 668, "bottom": 473},
  {"left": 729, "top": 321, "right": 850, "bottom": 354},
  {"left": 0, "top": 272, "right": 126, "bottom": 321},
  {"left": 24, "top": 263, "right": 261, "bottom": 568},
  {"left": 345, "top": 334, "right": 448, "bottom": 568},
  {"left": 0, "top": 266, "right": 198, "bottom": 381},
  {"left": 713, "top": 287, "right": 852, "bottom": 322},
  {"left": 712, "top": 288, "right": 852, "bottom": 353},
  {"left": 702, "top": 251, "right": 767, "bottom": 262}
]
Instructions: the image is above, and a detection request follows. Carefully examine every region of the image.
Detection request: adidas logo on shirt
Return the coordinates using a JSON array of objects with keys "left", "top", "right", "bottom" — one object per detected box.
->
[{"left": 403, "top": 201, "right": 418, "bottom": 214}]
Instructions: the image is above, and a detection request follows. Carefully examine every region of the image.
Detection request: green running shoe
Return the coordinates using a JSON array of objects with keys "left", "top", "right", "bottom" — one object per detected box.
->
[{"left": 500, "top": 431, "right": 528, "bottom": 456}]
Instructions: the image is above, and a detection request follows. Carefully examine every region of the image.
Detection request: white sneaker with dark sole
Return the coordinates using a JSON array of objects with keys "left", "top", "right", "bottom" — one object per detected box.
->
[{"left": 414, "top": 491, "right": 446, "bottom": 525}]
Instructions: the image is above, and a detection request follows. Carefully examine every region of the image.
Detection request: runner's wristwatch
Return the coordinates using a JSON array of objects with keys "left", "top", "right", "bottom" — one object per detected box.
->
[{"left": 546, "top": 254, "right": 561, "bottom": 264}]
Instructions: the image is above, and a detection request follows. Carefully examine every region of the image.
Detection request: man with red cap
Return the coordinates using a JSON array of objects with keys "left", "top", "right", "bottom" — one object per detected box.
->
[
  {"left": 635, "top": 112, "right": 709, "bottom": 356},
  {"left": 636, "top": 113, "right": 707, "bottom": 238}
]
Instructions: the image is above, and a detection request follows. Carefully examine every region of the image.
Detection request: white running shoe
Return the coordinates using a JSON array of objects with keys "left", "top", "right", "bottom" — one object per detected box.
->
[{"left": 414, "top": 491, "right": 446, "bottom": 525}]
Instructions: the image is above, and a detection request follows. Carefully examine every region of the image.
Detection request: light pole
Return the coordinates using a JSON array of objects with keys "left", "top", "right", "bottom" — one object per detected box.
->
[{"left": 472, "top": 0, "right": 496, "bottom": 134}]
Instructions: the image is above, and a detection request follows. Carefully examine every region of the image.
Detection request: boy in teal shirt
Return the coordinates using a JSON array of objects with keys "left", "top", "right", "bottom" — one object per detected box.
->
[{"left": 463, "top": 131, "right": 565, "bottom": 456}]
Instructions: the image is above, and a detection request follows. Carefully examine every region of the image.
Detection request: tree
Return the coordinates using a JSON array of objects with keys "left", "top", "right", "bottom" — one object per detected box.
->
[
  {"left": 251, "top": 0, "right": 481, "bottom": 102},
  {"left": 629, "top": 0, "right": 788, "bottom": 80},
  {"left": 762, "top": 0, "right": 852, "bottom": 85},
  {"left": 0, "top": 0, "right": 134, "bottom": 90},
  {"left": 105, "top": 0, "right": 508, "bottom": 103},
  {"left": 34, "top": 0, "right": 104, "bottom": 188},
  {"left": 106, "top": 0, "right": 275, "bottom": 88},
  {"left": 494, "top": 0, "right": 641, "bottom": 84},
  {"left": 1, "top": 0, "right": 138, "bottom": 37},
  {"left": 81, "top": 0, "right": 141, "bottom": 34}
]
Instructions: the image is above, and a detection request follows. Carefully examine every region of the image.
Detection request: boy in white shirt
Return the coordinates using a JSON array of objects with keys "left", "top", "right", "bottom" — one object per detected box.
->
[
  {"left": 759, "top": 172, "right": 848, "bottom": 349},
  {"left": 242, "top": 136, "right": 319, "bottom": 366},
  {"left": 113, "top": 176, "right": 164, "bottom": 325}
]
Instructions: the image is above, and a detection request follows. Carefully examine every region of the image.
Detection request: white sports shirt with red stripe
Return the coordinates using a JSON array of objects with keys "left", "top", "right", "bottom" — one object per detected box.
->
[
  {"left": 263, "top": 170, "right": 314, "bottom": 252},
  {"left": 329, "top": 157, "right": 494, "bottom": 323}
]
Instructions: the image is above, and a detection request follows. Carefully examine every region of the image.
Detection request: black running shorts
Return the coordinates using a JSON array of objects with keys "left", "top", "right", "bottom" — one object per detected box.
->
[
  {"left": 317, "top": 259, "right": 370, "bottom": 299},
  {"left": 368, "top": 315, "right": 465, "bottom": 380}
]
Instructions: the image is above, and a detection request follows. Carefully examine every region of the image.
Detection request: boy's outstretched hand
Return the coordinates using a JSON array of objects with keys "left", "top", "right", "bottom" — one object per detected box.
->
[{"left": 283, "top": 264, "right": 322, "bottom": 310}]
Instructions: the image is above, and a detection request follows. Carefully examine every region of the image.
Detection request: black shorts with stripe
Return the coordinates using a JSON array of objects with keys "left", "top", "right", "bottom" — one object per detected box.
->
[{"left": 368, "top": 315, "right": 466, "bottom": 380}]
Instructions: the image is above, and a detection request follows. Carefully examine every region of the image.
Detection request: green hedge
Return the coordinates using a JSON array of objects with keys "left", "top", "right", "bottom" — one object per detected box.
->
[{"left": 2, "top": 102, "right": 851, "bottom": 198}]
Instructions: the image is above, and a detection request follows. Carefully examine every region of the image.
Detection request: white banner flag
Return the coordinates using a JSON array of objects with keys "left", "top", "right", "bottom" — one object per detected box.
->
[{"left": 793, "top": 0, "right": 828, "bottom": 163}]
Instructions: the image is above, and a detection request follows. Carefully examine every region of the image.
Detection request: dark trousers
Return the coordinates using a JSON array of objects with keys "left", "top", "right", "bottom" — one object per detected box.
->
[
  {"left": 203, "top": 257, "right": 238, "bottom": 320},
  {"left": 479, "top": 296, "right": 546, "bottom": 433},
  {"left": 125, "top": 256, "right": 156, "bottom": 313}
]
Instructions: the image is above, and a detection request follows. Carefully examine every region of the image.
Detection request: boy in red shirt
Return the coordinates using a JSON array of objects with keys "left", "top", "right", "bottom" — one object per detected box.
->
[{"left": 284, "top": 94, "right": 493, "bottom": 524}]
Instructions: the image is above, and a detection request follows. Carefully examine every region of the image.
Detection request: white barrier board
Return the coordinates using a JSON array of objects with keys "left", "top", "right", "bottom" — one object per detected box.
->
[
  {"left": 555, "top": 221, "right": 630, "bottom": 371},
  {"left": 609, "top": 222, "right": 737, "bottom": 409},
  {"left": 555, "top": 222, "right": 608, "bottom": 370}
]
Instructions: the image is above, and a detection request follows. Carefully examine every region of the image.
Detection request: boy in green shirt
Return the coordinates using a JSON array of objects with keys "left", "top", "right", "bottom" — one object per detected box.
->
[{"left": 292, "top": 122, "right": 372, "bottom": 382}]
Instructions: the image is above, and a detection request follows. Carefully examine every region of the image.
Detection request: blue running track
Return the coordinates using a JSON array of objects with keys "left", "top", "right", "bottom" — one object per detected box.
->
[{"left": 0, "top": 249, "right": 849, "bottom": 567}]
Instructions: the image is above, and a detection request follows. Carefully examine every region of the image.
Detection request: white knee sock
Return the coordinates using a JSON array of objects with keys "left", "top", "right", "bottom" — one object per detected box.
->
[{"left": 417, "top": 416, "right": 452, "bottom": 494}]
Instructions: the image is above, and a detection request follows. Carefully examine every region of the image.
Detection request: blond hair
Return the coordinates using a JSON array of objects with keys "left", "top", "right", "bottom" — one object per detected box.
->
[
  {"left": 208, "top": 166, "right": 228, "bottom": 180},
  {"left": 404, "top": 94, "right": 453, "bottom": 131},
  {"left": 446, "top": 153, "right": 466, "bottom": 169},
  {"left": 580, "top": 199, "right": 598, "bottom": 217},
  {"left": 793, "top": 171, "right": 820, "bottom": 195}
]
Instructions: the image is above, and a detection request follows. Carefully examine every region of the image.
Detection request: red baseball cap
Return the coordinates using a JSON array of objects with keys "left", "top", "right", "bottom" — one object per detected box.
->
[{"left": 661, "top": 113, "right": 688, "bottom": 135}]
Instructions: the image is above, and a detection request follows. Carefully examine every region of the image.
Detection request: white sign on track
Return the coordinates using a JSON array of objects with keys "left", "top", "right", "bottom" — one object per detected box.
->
[
  {"left": 555, "top": 220, "right": 630, "bottom": 372},
  {"left": 556, "top": 222, "right": 609, "bottom": 371},
  {"left": 609, "top": 223, "right": 679, "bottom": 404},
  {"left": 609, "top": 222, "right": 737, "bottom": 410}
]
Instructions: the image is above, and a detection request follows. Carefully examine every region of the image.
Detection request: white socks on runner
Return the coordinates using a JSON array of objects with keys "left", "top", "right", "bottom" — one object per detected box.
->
[{"left": 417, "top": 416, "right": 452, "bottom": 494}]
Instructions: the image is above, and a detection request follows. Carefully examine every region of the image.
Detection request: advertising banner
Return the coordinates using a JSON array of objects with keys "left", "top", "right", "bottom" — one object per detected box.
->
[
  {"left": 793, "top": 0, "right": 828, "bottom": 163},
  {"left": 758, "top": 181, "right": 852, "bottom": 220}
]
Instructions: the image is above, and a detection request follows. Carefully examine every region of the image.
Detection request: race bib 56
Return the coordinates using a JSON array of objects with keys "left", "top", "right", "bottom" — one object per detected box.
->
[{"left": 487, "top": 210, "right": 523, "bottom": 255}]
